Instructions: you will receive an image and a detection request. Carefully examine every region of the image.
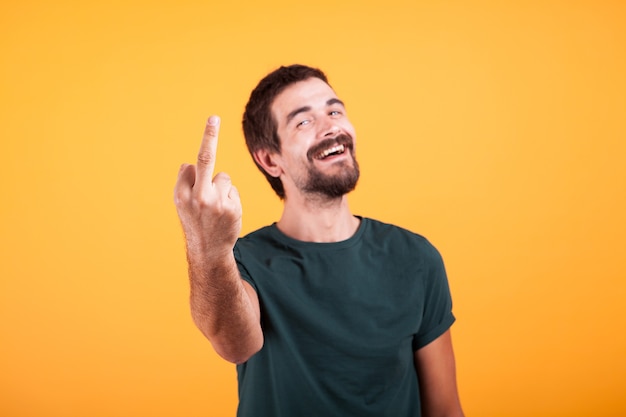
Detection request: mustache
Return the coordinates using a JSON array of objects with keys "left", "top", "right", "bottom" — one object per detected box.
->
[{"left": 307, "top": 134, "right": 354, "bottom": 161}]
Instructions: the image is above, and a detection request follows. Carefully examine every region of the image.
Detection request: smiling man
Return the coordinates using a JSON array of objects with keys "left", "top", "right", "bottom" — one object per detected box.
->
[{"left": 174, "top": 65, "right": 464, "bottom": 417}]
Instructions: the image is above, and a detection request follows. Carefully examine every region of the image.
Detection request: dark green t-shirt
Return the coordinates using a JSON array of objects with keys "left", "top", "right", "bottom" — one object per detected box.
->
[{"left": 233, "top": 217, "right": 455, "bottom": 417}]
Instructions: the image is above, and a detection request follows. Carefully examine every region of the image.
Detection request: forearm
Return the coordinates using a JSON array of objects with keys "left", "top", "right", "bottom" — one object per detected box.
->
[
  {"left": 415, "top": 331, "right": 464, "bottom": 417},
  {"left": 188, "top": 249, "right": 263, "bottom": 364}
]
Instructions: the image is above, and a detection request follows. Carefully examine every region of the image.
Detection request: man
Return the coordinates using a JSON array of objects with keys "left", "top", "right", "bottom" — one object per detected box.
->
[{"left": 174, "top": 64, "right": 464, "bottom": 416}]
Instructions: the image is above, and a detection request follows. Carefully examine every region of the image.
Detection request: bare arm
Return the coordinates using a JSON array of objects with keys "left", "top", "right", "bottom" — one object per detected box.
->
[
  {"left": 174, "top": 116, "right": 263, "bottom": 364},
  {"left": 414, "top": 330, "right": 464, "bottom": 417}
]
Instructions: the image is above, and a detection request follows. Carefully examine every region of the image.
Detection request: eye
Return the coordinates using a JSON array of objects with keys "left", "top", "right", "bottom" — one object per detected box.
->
[
  {"left": 329, "top": 110, "right": 342, "bottom": 116},
  {"left": 297, "top": 119, "right": 311, "bottom": 127}
]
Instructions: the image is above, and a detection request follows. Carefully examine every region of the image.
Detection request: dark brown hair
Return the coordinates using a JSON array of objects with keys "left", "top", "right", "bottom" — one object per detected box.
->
[{"left": 242, "top": 64, "right": 329, "bottom": 198}]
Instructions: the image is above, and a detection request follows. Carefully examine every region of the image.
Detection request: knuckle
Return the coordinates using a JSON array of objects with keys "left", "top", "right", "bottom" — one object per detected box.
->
[
  {"left": 213, "top": 172, "right": 231, "bottom": 183},
  {"left": 228, "top": 186, "right": 240, "bottom": 198},
  {"left": 173, "top": 188, "right": 188, "bottom": 207},
  {"left": 205, "top": 126, "right": 218, "bottom": 137},
  {"left": 197, "top": 154, "right": 213, "bottom": 167},
  {"left": 195, "top": 193, "right": 214, "bottom": 209},
  {"left": 173, "top": 192, "right": 183, "bottom": 206}
]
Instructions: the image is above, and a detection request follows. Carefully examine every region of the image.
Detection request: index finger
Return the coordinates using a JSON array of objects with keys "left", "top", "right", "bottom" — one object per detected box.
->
[{"left": 195, "top": 115, "right": 220, "bottom": 188}]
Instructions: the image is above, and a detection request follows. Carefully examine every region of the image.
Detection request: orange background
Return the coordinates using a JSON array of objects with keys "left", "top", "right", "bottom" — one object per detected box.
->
[{"left": 1, "top": 1, "right": 625, "bottom": 416}]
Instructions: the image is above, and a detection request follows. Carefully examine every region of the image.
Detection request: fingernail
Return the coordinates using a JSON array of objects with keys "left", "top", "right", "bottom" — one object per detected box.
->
[{"left": 208, "top": 115, "right": 220, "bottom": 126}]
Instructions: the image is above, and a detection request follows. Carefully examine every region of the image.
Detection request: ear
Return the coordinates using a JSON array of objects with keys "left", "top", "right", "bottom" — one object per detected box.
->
[{"left": 253, "top": 148, "right": 282, "bottom": 178}]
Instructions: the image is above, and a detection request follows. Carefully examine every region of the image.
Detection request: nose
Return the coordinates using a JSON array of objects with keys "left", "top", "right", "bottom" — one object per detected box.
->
[{"left": 320, "top": 122, "right": 340, "bottom": 138}]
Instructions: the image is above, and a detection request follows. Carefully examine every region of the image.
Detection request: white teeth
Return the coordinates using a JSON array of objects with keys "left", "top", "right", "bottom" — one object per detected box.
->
[{"left": 317, "top": 144, "right": 345, "bottom": 159}]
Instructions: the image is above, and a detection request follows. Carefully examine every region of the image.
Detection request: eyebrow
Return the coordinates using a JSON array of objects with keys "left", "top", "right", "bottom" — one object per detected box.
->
[{"left": 285, "top": 98, "right": 345, "bottom": 125}]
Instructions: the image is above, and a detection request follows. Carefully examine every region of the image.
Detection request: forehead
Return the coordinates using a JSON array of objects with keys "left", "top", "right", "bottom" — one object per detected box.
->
[{"left": 271, "top": 78, "right": 337, "bottom": 120}]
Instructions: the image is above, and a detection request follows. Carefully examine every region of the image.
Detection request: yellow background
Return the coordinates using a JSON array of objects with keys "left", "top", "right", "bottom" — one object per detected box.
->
[{"left": 2, "top": 0, "right": 625, "bottom": 416}]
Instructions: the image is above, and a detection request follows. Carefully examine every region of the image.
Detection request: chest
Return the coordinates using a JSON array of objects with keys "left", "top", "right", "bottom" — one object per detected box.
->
[{"left": 254, "top": 247, "right": 427, "bottom": 349}]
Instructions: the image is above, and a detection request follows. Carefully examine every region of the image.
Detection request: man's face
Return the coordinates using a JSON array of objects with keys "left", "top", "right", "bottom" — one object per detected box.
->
[{"left": 271, "top": 77, "right": 360, "bottom": 199}]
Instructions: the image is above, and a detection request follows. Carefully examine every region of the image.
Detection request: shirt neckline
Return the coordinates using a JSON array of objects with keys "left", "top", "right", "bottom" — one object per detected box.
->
[{"left": 268, "top": 216, "right": 367, "bottom": 250}]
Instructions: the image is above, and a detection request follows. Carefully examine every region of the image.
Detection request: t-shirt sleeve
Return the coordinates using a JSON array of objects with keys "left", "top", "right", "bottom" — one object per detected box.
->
[
  {"left": 412, "top": 242, "right": 456, "bottom": 350},
  {"left": 233, "top": 242, "right": 258, "bottom": 292}
]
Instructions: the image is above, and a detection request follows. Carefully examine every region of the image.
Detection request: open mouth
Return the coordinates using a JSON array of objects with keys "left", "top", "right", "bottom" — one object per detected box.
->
[
  {"left": 315, "top": 144, "right": 346, "bottom": 160},
  {"left": 308, "top": 134, "right": 354, "bottom": 162}
]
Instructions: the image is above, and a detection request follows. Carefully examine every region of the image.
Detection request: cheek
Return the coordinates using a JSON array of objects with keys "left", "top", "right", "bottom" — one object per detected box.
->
[
  {"left": 341, "top": 120, "right": 357, "bottom": 137},
  {"left": 282, "top": 144, "right": 310, "bottom": 166}
]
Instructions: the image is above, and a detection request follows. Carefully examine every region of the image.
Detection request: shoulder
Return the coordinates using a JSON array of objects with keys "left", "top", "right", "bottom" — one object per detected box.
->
[
  {"left": 362, "top": 217, "right": 441, "bottom": 259},
  {"left": 235, "top": 224, "right": 284, "bottom": 251},
  {"left": 234, "top": 224, "right": 294, "bottom": 262},
  {"left": 233, "top": 225, "right": 283, "bottom": 286}
]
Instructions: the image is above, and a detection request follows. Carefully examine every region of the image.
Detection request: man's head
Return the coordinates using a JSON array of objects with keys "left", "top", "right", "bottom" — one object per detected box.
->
[{"left": 242, "top": 64, "right": 359, "bottom": 199}]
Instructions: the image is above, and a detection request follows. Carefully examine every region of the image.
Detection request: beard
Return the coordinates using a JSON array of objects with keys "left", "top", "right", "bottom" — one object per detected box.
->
[{"left": 301, "top": 135, "right": 360, "bottom": 199}]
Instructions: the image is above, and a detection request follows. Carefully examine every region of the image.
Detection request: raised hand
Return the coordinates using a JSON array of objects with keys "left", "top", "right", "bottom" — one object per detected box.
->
[
  {"left": 174, "top": 116, "right": 242, "bottom": 258},
  {"left": 174, "top": 116, "right": 261, "bottom": 364}
]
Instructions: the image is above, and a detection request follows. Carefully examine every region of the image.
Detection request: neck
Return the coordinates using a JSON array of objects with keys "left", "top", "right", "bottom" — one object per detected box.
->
[{"left": 277, "top": 193, "right": 360, "bottom": 243}]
